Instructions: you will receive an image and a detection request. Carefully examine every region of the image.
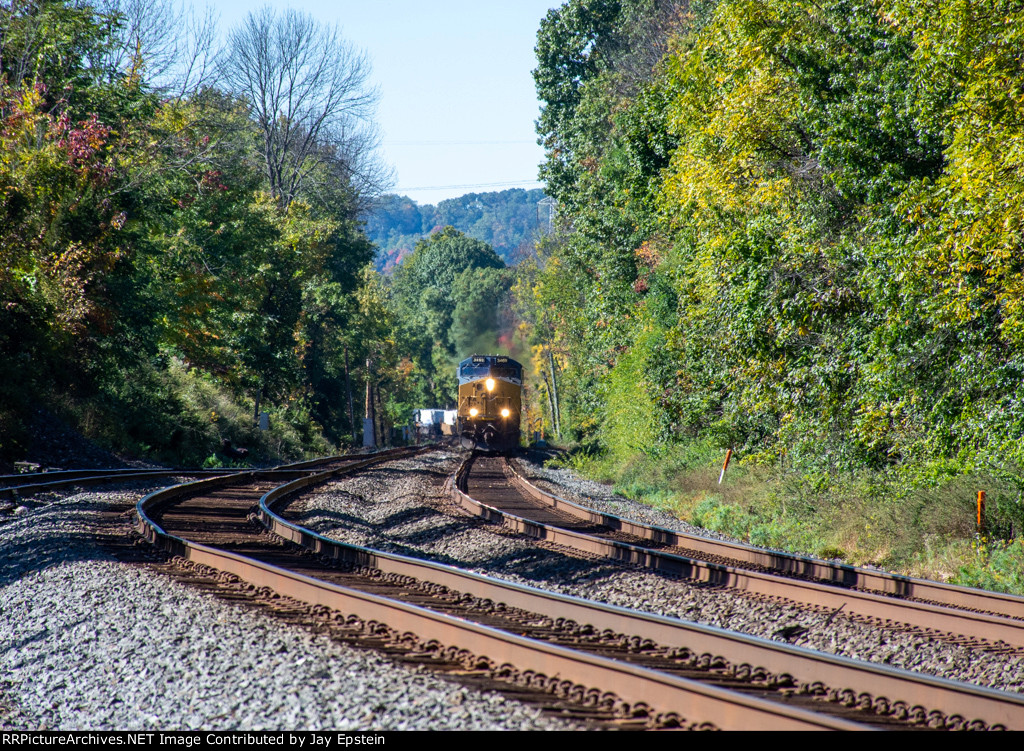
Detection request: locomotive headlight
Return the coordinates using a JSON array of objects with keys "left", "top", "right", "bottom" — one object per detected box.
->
[
  {"left": 501, "top": 408, "right": 510, "bottom": 418},
  {"left": 469, "top": 407, "right": 479, "bottom": 417},
  {"left": 485, "top": 378, "right": 495, "bottom": 392}
]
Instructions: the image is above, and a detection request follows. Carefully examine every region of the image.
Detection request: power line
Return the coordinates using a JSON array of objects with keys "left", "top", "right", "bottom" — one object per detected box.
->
[
  {"left": 386, "top": 139, "right": 537, "bottom": 147},
  {"left": 396, "top": 179, "right": 542, "bottom": 192}
]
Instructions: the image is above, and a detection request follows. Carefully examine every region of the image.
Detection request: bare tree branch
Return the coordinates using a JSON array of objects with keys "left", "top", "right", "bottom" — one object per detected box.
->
[
  {"left": 94, "top": 0, "right": 221, "bottom": 97},
  {"left": 220, "top": 7, "right": 389, "bottom": 209}
]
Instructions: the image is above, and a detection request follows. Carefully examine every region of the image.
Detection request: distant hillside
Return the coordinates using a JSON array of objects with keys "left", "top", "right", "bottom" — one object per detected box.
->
[{"left": 363, "top": 188, "right": 549, "bottom": 273}]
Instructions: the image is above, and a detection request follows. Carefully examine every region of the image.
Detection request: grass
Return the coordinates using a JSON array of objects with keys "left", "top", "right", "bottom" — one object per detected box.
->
[{"left": 550, "top": 438, "right": 1024, "bottom": 596}]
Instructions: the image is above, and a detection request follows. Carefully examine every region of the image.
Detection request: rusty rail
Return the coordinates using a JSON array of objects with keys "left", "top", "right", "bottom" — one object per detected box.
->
[
  {"left": 133, "top": 452, "right": 868, "bottom": 730},
  {"left": 451, "top": 455, "right": 1024, "bottom": 650},
  {"left": 258, "top": 467, "right": 1024, "bottom": 730},
  {"left": 505, "top": 459, "right": 1024, "bottom": 621}
]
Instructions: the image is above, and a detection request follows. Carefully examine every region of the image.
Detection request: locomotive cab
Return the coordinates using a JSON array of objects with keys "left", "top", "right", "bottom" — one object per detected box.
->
[{"left": 456, "top": 354, "right": 522, "bottom": 452}]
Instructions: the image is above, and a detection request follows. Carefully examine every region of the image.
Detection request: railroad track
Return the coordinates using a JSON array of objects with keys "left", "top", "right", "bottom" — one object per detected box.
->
[
  {"left": 133, "top": 448, "right": 1024, "bottom": 730},
  {"left": 453, "top": 453, "right": 1024, "bottom": 652},
  {"left": 0, "top": 454, "right": 367, "bottom": 503},
  {"left": 0, "top": 468, "right": 247, "bottom": 503},
  {"left": 504, "top": 457, "right": 1024, "bottom": 620}
]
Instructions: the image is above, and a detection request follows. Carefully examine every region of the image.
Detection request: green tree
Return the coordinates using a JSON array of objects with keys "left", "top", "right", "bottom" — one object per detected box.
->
[
  {"left": 390, "top": 227, "right": 505, "bottom": 404},
  {"left": 0, "top": 0, "right": 384, "bottom": 465},
  {"left": 450, "top": 266, "right": 512, "bottom": 356}
]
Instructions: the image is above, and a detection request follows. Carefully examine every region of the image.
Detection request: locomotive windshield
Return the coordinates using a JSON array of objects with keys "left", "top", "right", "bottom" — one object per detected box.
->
[{"left": 458, "top": 355, "right": 523, "bottom": 385}]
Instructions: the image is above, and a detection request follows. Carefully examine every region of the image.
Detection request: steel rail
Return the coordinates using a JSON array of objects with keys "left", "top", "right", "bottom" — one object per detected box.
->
[
  {"left": 0, "top": 469, "right": 244, "bottom": 502},
  {"left": 452, "top": 456, "right": 1024, "bottom": 649},
  {"left": 134, "top": 467, "right": 867, "bottom": 730},
  {"left": 132, "top": 448, "right": 430, "bottom": 533},
  {"left": 0, "top": 468, "right": 214, "bottom": 485},
  {"left": 1, "top": 448, "right": 420, "bottom": 502},
  {"left": 506, "top": 459, "right": 1024, "bottom": 621},
  {"left": 258, "top": 472, "right": 1024, "bottom": 730}
]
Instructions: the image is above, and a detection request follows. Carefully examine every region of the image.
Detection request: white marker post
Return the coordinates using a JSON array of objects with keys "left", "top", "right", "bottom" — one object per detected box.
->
[{"left": 719, "top": 448, "right": 733, "bottom": 484}]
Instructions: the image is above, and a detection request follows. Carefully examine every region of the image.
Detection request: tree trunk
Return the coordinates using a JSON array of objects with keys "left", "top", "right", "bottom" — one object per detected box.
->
[
  {"left": 375, "top": 382, "right": 388, "bottom": 447},
  {"left": 542, "top": 370, "right": 557, "bottom": 439}
]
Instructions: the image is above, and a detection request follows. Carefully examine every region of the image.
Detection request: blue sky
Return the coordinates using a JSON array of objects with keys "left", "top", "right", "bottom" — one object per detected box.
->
[{"left": 207, "top": 1, "right": 561, "bottom": 204}]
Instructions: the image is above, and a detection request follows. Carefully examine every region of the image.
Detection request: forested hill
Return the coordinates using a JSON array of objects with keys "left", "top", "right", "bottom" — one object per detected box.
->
[{"left": 363, "top": 188, "right": 548, "bottom": 272}]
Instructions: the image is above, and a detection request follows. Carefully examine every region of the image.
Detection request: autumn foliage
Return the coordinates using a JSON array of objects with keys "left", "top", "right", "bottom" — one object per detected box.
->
[
  {"left": 524, "top": 0, "right": 1024, "bottom": 480},
  {"left": 0, "top": 1, "right": 378, "bottom": 465}
]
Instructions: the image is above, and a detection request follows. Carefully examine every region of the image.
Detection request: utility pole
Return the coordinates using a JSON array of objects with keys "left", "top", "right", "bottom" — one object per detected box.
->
[
  {"left": 547, "top": 347, "right": 562, "bottom": 439},
  {"left": 363, "top": 357, "right": 375, "bottom": 448},
  {"left": 344, "top": 346, "right": 356, "bottom": 446}
]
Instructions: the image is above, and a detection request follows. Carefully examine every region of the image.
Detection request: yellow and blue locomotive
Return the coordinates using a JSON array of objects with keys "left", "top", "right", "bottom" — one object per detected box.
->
[{"left": 456, "top": 354, "right": 522, "bottom": 452}]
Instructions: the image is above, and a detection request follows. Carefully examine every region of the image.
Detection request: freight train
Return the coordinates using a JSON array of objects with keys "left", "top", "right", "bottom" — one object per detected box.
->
[{"left": 456, "top": 354, "right": 522, "bottom": 452}]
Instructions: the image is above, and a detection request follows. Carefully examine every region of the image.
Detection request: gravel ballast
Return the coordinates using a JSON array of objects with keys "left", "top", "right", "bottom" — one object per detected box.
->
[
  {"left": 7, "top": 448, "right": 1024, "bottom": 731},
  {"left": 289, "top": 449, "right": 1024, "bottom": 695},
  {"left": 0, "top": 485, "right": 572, "bottom": 731}
]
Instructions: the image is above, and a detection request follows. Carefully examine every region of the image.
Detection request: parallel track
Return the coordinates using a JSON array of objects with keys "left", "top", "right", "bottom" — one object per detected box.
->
[
  {"left": 131, "top": 448, "right": 1024, "bottom": 729},
  {"left": 0, "top": 469, "right": 244, "bottom": 502},
  {"left": 453, "top": 454, "right": 1024, "bottom": 651},
  {"left": 132, "top": 449, "right": 877, "bottom": 730},
  {"left": 0, "top": 451, "right": 413, "bottom": 503},
  {"left": 505, "top": 457, "right": 1024, "bottom": 620},
  {"left": 270, "top": 464, "right": 1024, "bottom": 730}
]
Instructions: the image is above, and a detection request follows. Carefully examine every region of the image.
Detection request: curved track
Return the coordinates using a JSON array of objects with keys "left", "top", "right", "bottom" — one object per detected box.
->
[
  {"left": 453, "top": 454, "right": 1024, "bottom": 652},
  {"left": 131, "top": 449, "right": 1024, "bottom": 730},
  {"left": 0, "top": 469, "right": 244, "bottom": 503},
  {"left": 132, "top": 449, "right": 870, "bottom": 729},
  {"left": 505, "top": 457, "right": 1024, "bottom": 620},
  {"left": 0, "top": 454, "right": 360, "bottom": 503}
]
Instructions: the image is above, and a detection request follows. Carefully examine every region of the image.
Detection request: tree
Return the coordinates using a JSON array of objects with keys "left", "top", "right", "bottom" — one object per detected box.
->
[
  {"left": 533, "top": 0, "right": 625, "bottom": 203},
  {"left": 220, "top": 7, "right": 385, "bottom": 210},
  {"left": 92, "top": 0, "right": 220, "bottom": 98},
  {"left": 450, "top": 266, "right": 512, "bottom": 356},
  {"left": 390, "top": 227, "right": 506, "bottom": 404}
]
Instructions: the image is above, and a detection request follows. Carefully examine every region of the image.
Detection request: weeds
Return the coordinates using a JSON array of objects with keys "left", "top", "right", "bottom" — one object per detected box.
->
[{"left": 557, "top": 440, "right": 1024, "bottom": 596}]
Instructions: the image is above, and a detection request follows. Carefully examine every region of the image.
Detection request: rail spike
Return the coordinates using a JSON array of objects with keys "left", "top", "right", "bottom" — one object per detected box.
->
[
  {"left": 542, "top": 675, "right": 561, "bottom": 692},
  {"left": 908, "top": 705, "right": 928, "bottom": 724},
  {"left": 529, "top": 672, "right": 549, "bottom": 689},
  {"left": 516, "top": 669, "right": 535, "bottom": 687}
]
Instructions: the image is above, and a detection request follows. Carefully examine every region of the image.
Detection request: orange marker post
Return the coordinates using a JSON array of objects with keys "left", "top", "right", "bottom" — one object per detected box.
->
[
  {"left": 977, "top": 490, "right": 986, "bottom": 534},
  {"left": 719, "top": 448, "right": 733, "bottom": 485}
]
